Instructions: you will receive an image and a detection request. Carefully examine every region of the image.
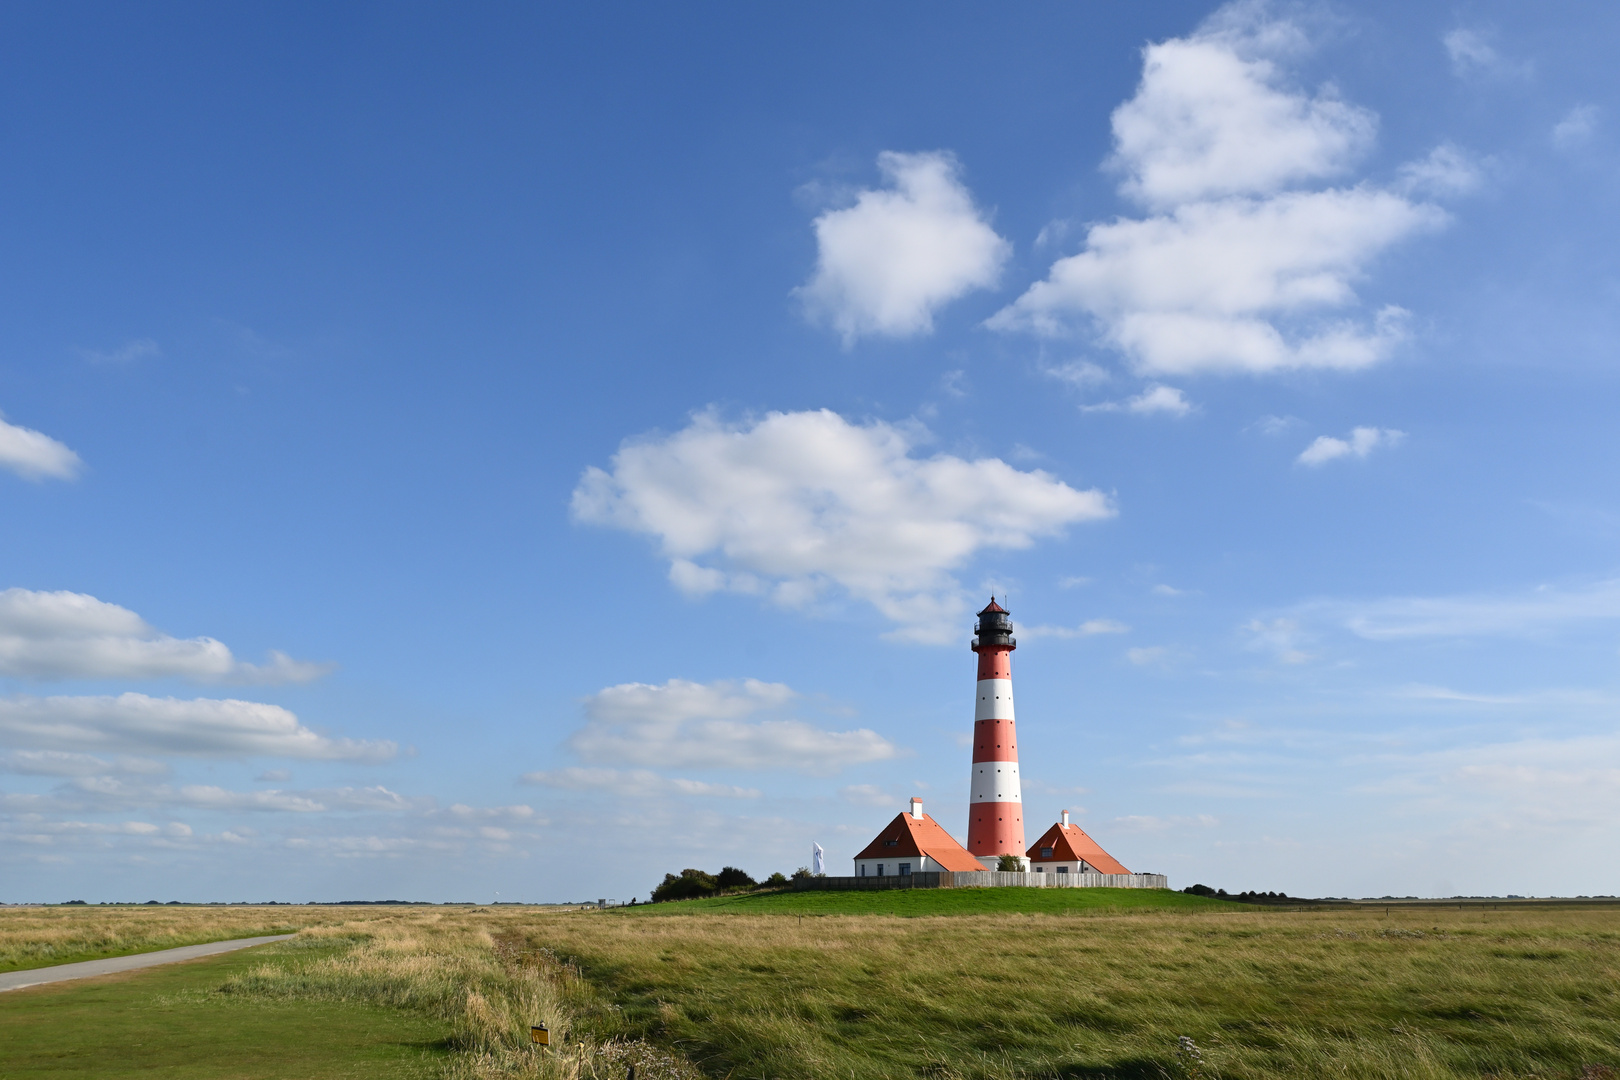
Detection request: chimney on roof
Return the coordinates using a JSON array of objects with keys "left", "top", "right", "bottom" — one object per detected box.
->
[
  {"left": 910, "top": 797, "right": 924, "bottom": 820},
  {"left": 1061, "top": 809, "right": 1070, "bottom": 827}
]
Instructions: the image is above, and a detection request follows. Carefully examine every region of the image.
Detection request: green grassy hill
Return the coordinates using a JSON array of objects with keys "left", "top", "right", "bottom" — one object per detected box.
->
[{"left": 622, "top": 885, "right": 1242, "bottom": 916}]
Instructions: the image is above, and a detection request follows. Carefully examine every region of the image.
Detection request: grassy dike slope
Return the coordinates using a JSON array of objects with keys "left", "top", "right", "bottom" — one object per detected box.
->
[
  {"left": 627, "top": 886, "right": 1237, "bottom": 917},
  {"left": 533, "top": 894, "right": 1620, "bottom": 1080}
]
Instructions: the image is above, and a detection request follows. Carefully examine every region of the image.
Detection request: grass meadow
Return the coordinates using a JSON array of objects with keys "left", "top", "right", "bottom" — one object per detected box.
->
[{"left": 1, "top": 893, "right": 1617, "bottom": 1079}]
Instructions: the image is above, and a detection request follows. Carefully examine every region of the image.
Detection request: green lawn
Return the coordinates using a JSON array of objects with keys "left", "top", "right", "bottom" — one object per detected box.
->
[
  {"left": 622, "top": 885, "right": 1242, "bottom": 917},
  {"left": 0, "top": 939, "right": 452, "bottom": 1080}
]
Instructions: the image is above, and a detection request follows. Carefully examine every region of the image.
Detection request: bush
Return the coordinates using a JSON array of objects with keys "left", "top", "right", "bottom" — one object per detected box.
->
[
  {"left": 715, "top": 867, "right": 756, "bottom": 890},
  {"left": 764, "top": 872, "right": 788, "bottom": 886},
  {"left": 790, "top": 867, "right": 813, "bottom": 881},
  {"left": 998, "top": 854, "right": 1023, "bottom": 872},
  {"left": 651, "top": 869, "right": 718, "bottom": 903}
]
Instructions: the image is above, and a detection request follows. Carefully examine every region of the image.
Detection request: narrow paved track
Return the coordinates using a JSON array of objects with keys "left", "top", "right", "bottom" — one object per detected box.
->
[{"left": 0, "top": 934, "right": 296, "bottom": 993}]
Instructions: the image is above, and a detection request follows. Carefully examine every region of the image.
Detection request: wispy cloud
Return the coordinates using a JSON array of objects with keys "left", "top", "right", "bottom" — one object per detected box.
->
[
  {"left": 1250, "top": 414, "right": 1301, "bottom": 435},
  {"left": 1552, "top": 105, "right": 1599, "bottom": 150},
  {"left": 1081, "top": 385, "right": 1194, "bottom": 417},
  {"left": 1111, "top": 813, "right": 1218, "bottom": 832},
  {"left": 79, "top": 338, "right": 160, "bottom": 366},
  {"left": 520, "top": 767, "right": 761, "bottom": 799},
  {"left": 838, "top": 783, "right": 900, "bottom": 807},
  {"left": 1018, "top": 619, "right": 1129, "bottom": 642},
  {"left": 1443, "top": 28, "right": 1533, "bottom": 81},
  {"left": 0, "top": 750, "right": 167, "bottom": 777},
  {"left": 1395, "top": 144, "right": 1484, "bottom": 198},
  {"left": 565, "top": 678, "right": 901, "bottom": 775},
  {"left": 0, "top": 693, "right": 395, "bottom": 761},
  {"left": 1297, "top": 578, "right": 1620, "bottom": 641},
  {"left": 1242, "top": 617, "right": 1312, "bottom": 663},
  {"left": 1043, "top": 360, "right": 1112, "bottom": 388},
  {"left": 1297, "top": 426, "right": 1404, "bottom": 466}
]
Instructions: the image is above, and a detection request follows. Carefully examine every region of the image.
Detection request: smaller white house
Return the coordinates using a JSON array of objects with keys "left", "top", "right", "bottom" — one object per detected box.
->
[
  {"left": 1025, "top": 810, "right": 1132, "bottom": 876},
  {"left": 852, "top": 798, "right": 983, "bottom": 878}
]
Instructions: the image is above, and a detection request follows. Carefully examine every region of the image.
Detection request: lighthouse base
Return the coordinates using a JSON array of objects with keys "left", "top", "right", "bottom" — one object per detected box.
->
[{"left": 975, "top": 854, "right": 1030, "bottom": 872}]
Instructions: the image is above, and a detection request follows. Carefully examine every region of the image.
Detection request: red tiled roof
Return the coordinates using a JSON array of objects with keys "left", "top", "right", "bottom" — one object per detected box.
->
[
  {"left": 1025, "top": 822, "right": 1131, "bottom": 875},
  {"left": 978, "top": 598, "right": 1008, "bottom": 614},
  {"left": 854, "top": 812, "right": 983, "bottom": 871}
]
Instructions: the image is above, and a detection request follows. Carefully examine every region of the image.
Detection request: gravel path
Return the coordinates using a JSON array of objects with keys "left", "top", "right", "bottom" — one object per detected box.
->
[{"left": 0, "top": 934, "right": 296, "bottom": 993}]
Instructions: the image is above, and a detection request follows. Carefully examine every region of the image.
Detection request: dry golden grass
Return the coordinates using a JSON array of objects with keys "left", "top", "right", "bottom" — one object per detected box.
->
[
  {"left": 0, "top": 903, "right": 360, "bottom": 972},
  {"left": 212, "top": 908, "right": 702, "bottom": 1080},
  {"left": 530, "top": 902, "right": 1620, "bottom": 1079}
]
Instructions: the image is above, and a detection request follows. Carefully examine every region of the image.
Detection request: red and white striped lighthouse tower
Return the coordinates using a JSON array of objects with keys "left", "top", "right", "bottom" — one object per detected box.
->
[{"left": 968, "top": 598, "right": 1027, "bottom": 869}]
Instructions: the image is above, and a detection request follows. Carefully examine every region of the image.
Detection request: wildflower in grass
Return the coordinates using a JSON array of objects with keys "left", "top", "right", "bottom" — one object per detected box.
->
[{"left": 1175, "top": 1035, "right": 1204, "bottom": 1078}]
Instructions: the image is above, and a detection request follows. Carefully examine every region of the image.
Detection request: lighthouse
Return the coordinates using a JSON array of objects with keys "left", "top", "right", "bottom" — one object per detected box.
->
[{"left": 968, "top": 598, "right": 1027, "bottom": 870}]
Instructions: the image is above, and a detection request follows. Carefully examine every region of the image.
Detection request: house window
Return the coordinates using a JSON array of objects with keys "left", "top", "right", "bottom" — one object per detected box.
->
[
  {"left": 1056, "top": 866, "right": 1069, "bottom": 875},
  {"left": 899, "top": 863, "right": 912, "bottom": 876},
  {"left": 858, "top": 865, "right": 866, "bottom": 877},
  {"left": 884, "top": 839, "right": 898, "bottom": 846},
  {"left": 877, "top": 864, "right": 884, "bottom": 876},
  {"left": 1039, "top": 847, "right": 1053, "bottom": 857},
  {"left": 1035, "top": 866, "right": 1045, "bottom": 873}
]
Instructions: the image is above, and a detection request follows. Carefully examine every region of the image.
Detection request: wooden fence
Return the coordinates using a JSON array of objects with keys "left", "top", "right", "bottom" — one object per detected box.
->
[{"left": 794, "top": 871, "right": 1169, "bottom": 891}]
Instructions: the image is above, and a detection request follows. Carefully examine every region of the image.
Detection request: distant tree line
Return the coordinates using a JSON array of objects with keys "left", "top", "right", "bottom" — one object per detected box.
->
[
  {"left": 650, "top": 865, "right": 817, "bottom": 903},
  {"left": 1183, "top": 884, "right": 1293, "bottom": 903}
]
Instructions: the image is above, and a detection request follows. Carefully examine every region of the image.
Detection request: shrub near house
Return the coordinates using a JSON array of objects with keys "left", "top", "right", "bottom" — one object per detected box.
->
[{"left": 650, "top": 866, "right": 759, "bottom": 902}]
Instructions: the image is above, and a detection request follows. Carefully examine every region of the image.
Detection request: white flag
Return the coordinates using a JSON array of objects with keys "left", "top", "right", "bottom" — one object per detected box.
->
[{"left": 812, "top": 842, "right": 824, "bottom": 875}]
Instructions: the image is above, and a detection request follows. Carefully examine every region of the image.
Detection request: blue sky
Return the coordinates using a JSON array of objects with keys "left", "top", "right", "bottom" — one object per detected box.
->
[{"left": 3, "top": 0, "right": 1618, "bottom": 902}]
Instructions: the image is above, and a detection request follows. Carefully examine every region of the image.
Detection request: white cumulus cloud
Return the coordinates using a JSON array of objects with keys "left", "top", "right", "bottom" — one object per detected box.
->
[
  {"left": 572, "top": 409, "right": 1112, "bottom": 641},
  {"left": 1108, "top": 13, "right": 1374, "bottom": 207},
  {"left": 565, "top": 678, "right": 900, "bottom": 775},
  {"left": 990, "top": 3, "right": 1451, "bottom": 376},
  {"left": 0, "top": 588, "right": 332, "bottom": 683},
  {"left": 0, "top": 693, "right": 395, "bottom": 761},
  {"left": 0, "top": 414, "right": 82, "bottom": 481},
  {"left": 798, "top": 151, "right": 1010, "bottom": 343},
  {"left": 1296, "top": 426, "right": 1404, "bottom": 466}
]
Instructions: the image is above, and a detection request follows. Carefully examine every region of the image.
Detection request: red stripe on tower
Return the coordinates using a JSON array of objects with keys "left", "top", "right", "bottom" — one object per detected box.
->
[{"left": 967, "top": 597, "right": 1025, "bottom": 869}]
